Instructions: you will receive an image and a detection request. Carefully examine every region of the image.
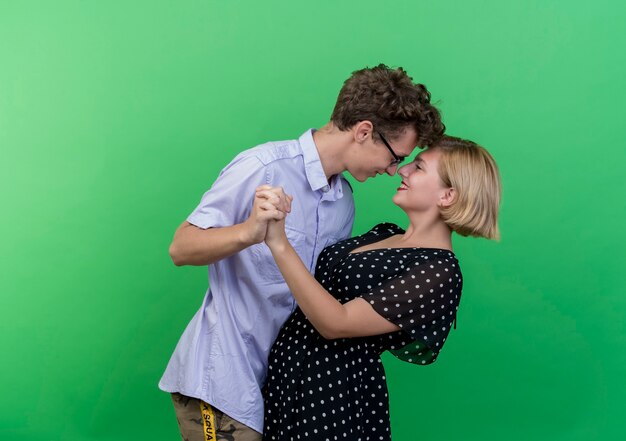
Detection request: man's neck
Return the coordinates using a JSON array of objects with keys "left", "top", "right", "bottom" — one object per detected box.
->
[{"left": 312, "top": 123, "right": 352, "bottom": 181}]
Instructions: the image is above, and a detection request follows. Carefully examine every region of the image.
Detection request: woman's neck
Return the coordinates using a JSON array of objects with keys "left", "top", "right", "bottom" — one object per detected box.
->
[{"left": 396, "top": 214, "right": 453, "bottom": 251}]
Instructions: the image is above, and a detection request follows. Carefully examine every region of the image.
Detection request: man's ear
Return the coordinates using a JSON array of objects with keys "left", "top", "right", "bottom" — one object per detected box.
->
[
  {"left": 353, "top": 120, "right": 373, "bottom": 143},
  {"left": 439, "top": 187, "right": 456, "bottom": 208}
]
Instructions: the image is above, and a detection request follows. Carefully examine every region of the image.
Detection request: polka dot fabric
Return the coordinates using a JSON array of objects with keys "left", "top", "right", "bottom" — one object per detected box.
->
[{"left": 263, "top": 223, "right": 463, "bottom": 441}]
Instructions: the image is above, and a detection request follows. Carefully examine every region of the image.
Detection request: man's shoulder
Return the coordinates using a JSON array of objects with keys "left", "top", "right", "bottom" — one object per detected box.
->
[
  {"left": 217, "top": 139, "right": 303, "bottom": 176},
  {"left": 242, "top": 138, "right": 304, "bottom": 166}
]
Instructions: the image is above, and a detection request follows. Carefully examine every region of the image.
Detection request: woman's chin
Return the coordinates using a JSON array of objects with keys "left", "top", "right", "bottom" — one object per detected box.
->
[{"left": 391, "top": 192, "right": 403, "bottom": 207}]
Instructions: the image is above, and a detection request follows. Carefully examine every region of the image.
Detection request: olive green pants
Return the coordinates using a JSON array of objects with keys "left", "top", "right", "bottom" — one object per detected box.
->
[{"left": 171, "top": 393, "right": 262, "bottom": 441}]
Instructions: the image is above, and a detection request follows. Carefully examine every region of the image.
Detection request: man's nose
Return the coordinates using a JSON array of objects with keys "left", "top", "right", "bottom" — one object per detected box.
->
[{"left": 385, "top": 164, "right": 399, "bottom": 176}]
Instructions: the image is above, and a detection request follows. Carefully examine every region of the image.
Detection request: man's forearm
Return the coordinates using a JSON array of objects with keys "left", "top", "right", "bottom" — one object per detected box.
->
[{"left": 169, "top": 221, "right": 256, "bottom": 266}]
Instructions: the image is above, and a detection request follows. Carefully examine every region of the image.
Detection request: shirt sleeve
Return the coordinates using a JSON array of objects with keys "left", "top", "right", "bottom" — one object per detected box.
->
[
  {"left": 187, "top": 153, "right": 272, "bottom": 229},
  {"left": 362, "top": 253, "right": 463, "bottom": 364}
]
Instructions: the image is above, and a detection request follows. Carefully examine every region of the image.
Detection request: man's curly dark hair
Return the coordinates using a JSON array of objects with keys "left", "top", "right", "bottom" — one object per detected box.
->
[{"left": 331, "top": 64, "right": 445, "bottom": 148}]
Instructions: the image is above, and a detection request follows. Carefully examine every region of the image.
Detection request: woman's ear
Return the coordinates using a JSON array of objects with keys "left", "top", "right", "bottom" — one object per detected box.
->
[{"left": 439, "top": 187, "right": 456, "bottom": 208}]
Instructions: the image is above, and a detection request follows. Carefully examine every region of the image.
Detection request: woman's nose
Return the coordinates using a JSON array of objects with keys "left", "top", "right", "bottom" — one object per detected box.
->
[{"left": 397, "top": 163, "right": 410, "bottom": 177}]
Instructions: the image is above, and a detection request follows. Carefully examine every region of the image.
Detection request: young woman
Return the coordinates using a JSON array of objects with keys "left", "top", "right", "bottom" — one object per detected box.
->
[{"left": 257, "top": 136, "right": 501, "bottom": 441}]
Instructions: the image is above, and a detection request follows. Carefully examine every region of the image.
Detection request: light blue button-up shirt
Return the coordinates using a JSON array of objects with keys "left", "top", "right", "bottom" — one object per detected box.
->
[{"left": 159, "top": 129, "right": 355, "bottom": 432}]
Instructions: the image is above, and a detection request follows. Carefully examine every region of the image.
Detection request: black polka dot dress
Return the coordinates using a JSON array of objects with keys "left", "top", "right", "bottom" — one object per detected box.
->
[{"left": 263, "top": 223, "right": 463, "bottom": 441}]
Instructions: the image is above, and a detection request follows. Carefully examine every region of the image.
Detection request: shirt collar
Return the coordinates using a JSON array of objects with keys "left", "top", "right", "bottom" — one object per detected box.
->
[
  {"left": 299, "top": 129, "right": 347, "bottom": 200},
  {"left": 299, "top": 129, "right": 330, "bottom": 191}
]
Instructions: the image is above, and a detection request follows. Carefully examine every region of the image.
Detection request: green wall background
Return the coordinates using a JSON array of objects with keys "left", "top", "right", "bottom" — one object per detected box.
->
[{"left": 1, "top": 1, "right": 625, "bottom": 440}]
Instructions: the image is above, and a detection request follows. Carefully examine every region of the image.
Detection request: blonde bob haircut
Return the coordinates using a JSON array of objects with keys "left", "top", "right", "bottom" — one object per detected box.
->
[{"left": 433, "top": 136, "right": 502, "bottom": 240}]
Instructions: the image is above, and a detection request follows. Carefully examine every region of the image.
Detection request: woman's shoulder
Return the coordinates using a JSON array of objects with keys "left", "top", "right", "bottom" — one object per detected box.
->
[
  {"left": 402, "top": 249, "right": 462, "bottom": 288},
  {"left": 408, "top": 247, "right": 459, "bottom": 267}
]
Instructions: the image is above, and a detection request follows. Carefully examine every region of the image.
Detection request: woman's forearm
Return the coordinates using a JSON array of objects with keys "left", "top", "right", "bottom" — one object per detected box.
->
[{"left": 269, "top": 242, "right": 349, "bottom": 339}]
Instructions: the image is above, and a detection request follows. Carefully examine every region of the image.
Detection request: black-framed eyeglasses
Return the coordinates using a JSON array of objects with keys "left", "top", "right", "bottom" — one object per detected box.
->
[{"left": 376, "top": 131, "right": 404, "bottom": 167}]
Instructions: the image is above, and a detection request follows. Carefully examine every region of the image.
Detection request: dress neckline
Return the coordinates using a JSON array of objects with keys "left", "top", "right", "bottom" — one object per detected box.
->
[
  {"left": 348, "top": 246, "right": 453, "bottom": 256},
  {"left": 347, "top": 224, "right": 453, "bottom": 256}
]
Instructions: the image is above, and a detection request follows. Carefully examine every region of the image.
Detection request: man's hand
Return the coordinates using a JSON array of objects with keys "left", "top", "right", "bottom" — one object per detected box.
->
[
  {"left": 255, "top": 185, "right": 292, "bottom": 214},
  {"left": 241, "top": 186, "right": 292, "bottom": 245},
  {"left": 253, "top": 186, "right": 293, "bottom": 250}
]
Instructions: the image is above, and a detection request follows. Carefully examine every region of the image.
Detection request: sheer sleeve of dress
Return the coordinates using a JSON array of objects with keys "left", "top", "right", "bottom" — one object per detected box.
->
[{"left": 362, "top": 251, "right": 463, "bottom": 365}]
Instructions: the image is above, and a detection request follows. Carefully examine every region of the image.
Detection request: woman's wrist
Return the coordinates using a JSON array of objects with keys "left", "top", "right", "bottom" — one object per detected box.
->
[{"left": 267, "top": 236, "right": 291, "bottom": 255}]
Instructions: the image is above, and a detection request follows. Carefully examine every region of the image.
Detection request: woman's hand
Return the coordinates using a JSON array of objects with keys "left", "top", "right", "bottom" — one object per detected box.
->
[
  {"left": 265, "top": 212, "right": 288, "bottom": 251},
  {"left": 255, "top": 186, "right": 293, "bottom": 250}
]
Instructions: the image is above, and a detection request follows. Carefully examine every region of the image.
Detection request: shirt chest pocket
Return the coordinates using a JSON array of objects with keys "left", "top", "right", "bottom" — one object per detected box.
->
[{"left": 250, "top": 227, "right": 307, "bottom": 284}]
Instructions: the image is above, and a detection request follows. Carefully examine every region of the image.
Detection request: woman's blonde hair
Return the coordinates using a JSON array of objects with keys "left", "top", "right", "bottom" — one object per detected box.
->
[{"left": 434, "top": 136, "right": 502, "bottom": 240}]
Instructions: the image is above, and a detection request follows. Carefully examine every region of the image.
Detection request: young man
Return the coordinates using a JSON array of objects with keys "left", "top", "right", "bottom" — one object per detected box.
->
[{"left": 159, "top": 64, "right": 444, "bottom": 441}]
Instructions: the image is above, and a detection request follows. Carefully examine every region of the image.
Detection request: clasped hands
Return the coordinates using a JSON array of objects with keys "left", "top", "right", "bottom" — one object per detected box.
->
[{"left": 245, "top": 185, "right": 293, "bottom": 250}]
